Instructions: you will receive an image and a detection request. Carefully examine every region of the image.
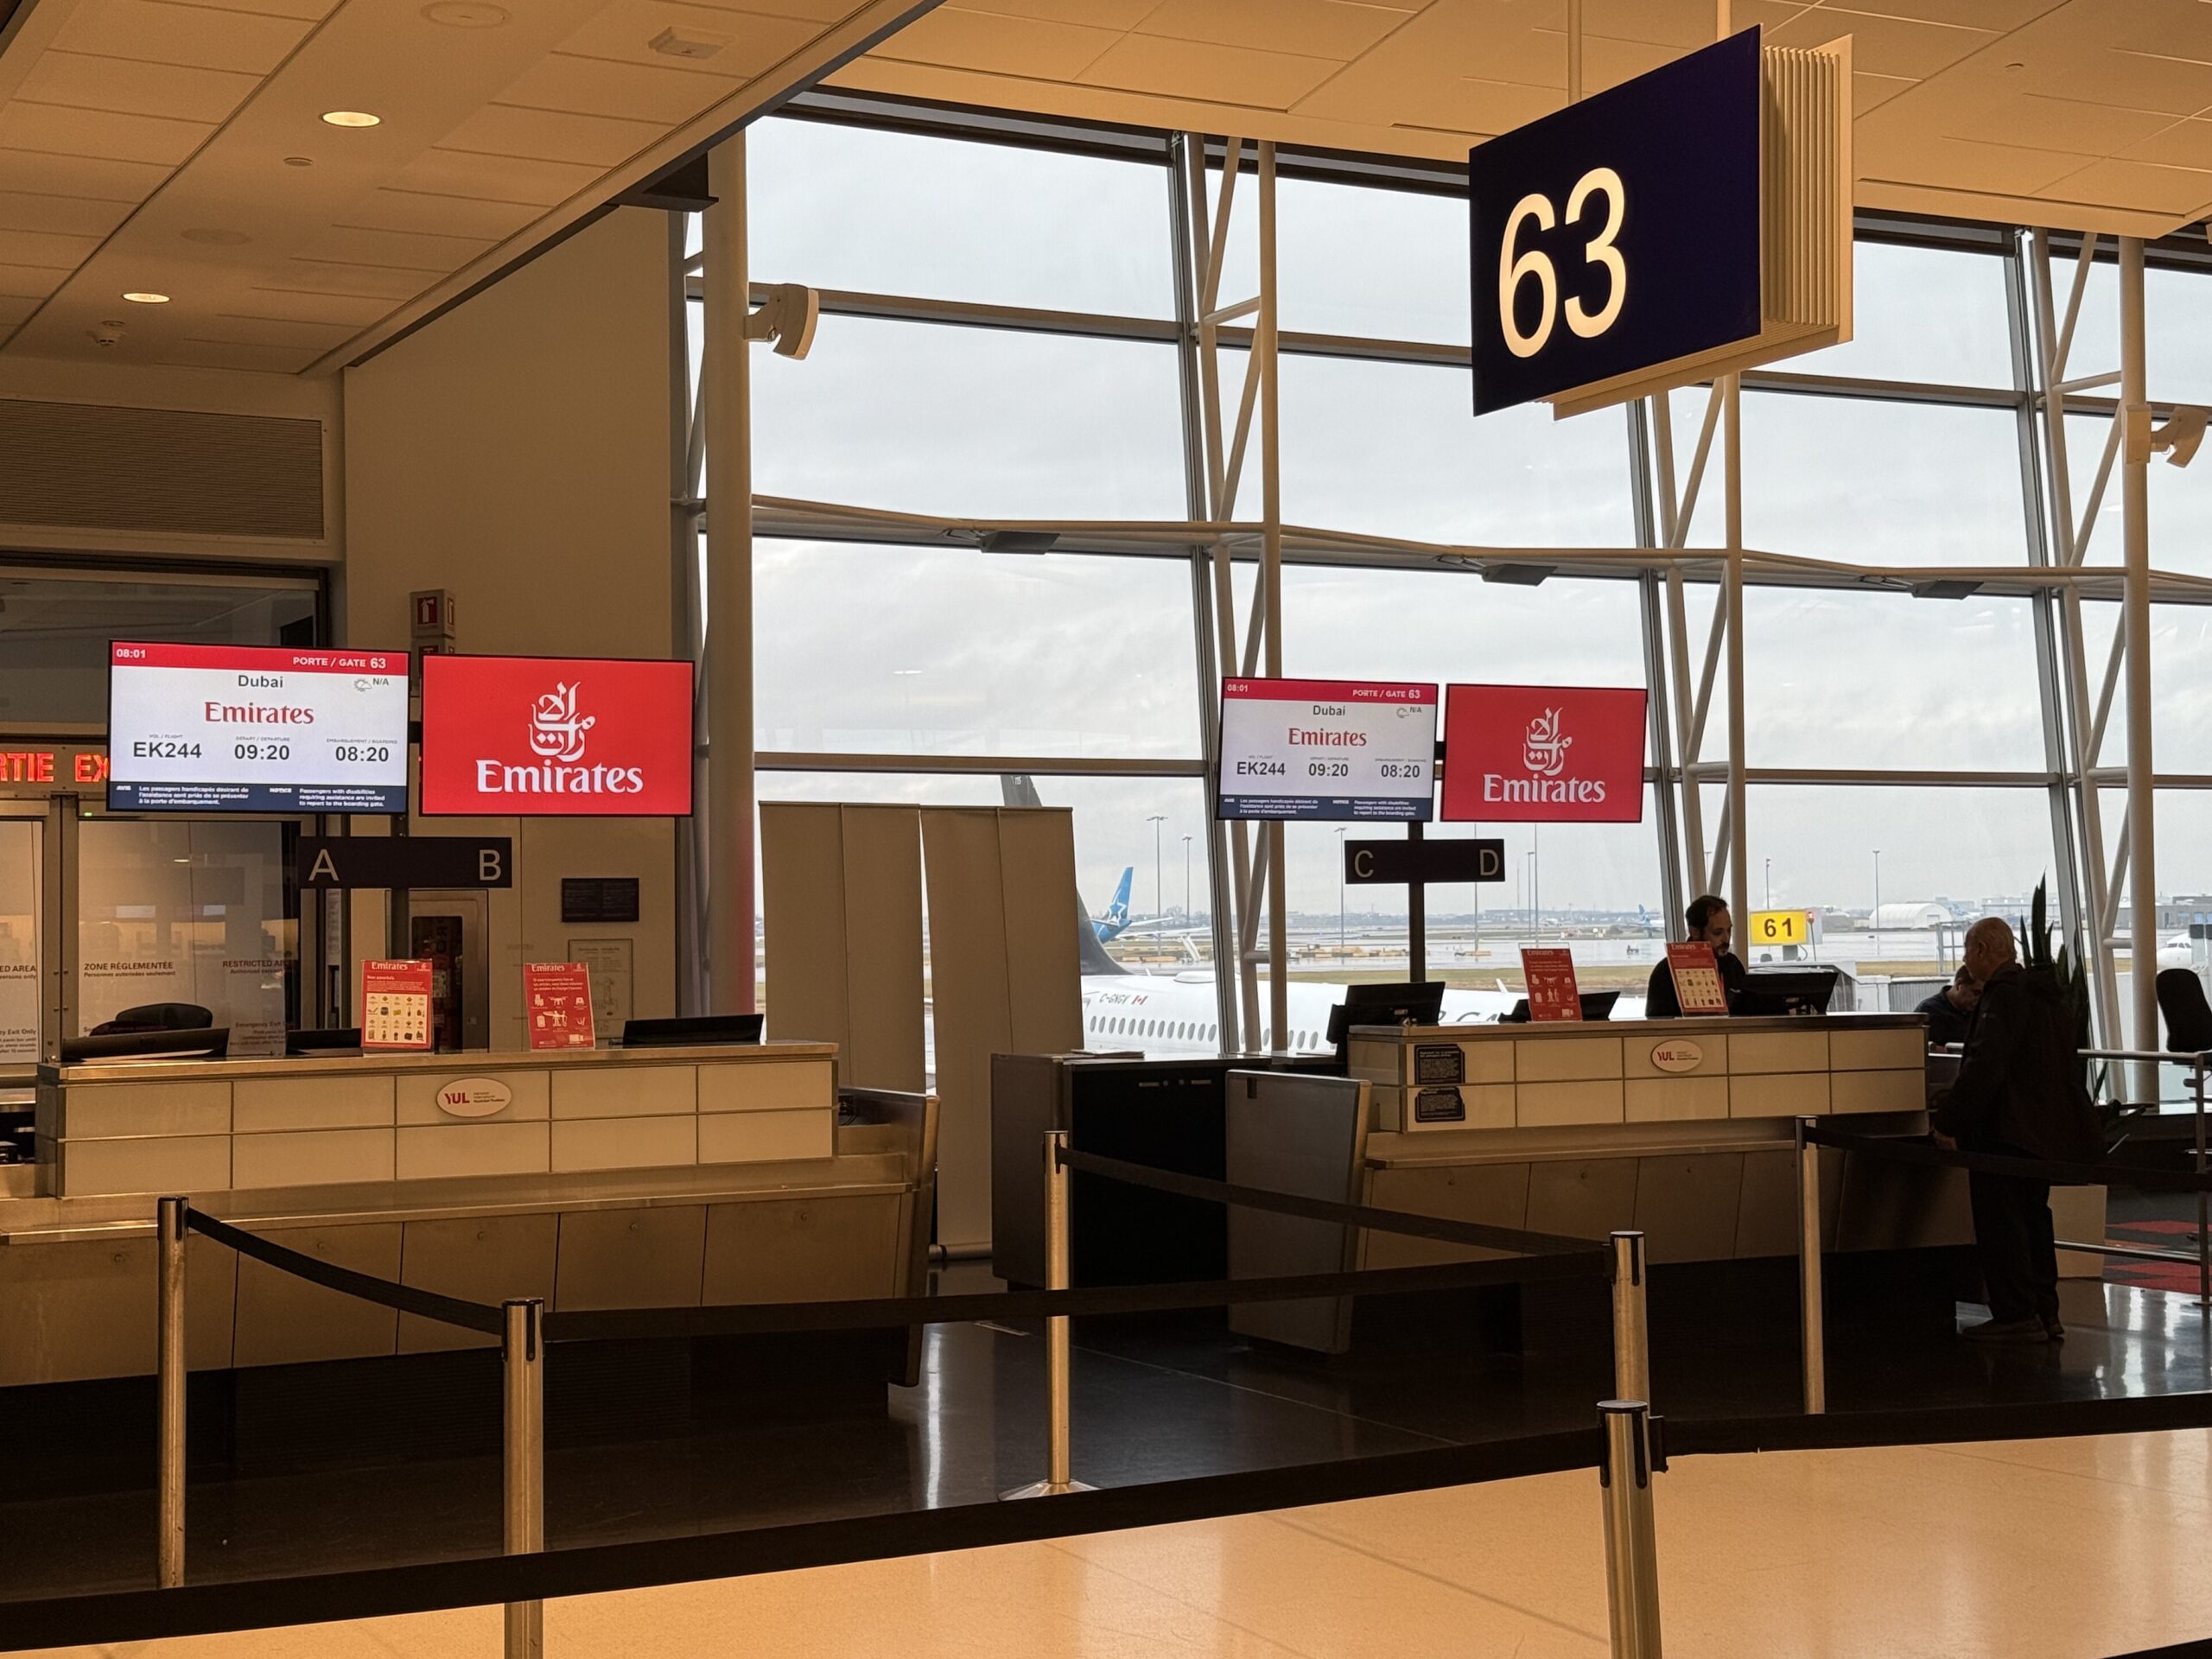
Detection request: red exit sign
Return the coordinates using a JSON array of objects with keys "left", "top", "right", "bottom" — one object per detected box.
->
[{"left": 0, "top": 749, "right": 109, "bottom": 787}]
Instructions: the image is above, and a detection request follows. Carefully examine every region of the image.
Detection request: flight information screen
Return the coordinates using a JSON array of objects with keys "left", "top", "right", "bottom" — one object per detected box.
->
[
  {"left": 1217, "top": 678, "right": 1438, "bottom": 821},
  {"left": 107, "top": 642, "right": 410, "bottom": 813}
]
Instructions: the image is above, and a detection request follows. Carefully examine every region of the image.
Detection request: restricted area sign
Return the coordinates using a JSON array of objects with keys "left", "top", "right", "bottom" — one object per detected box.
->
[
  {"left": 1217, "top": 678, "right": 1437, "bottom": 822},
  {"left": 1749, "top": 908, "right": 1811, "bottom": 948},
  {"left": 1470, "top": 29, "right": 1761, "bottom": 415}
]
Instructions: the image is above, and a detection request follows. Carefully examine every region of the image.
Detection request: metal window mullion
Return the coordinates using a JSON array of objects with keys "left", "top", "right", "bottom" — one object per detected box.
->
[{"left": 1630, "top": 398, "right": 1686, "bottom": 931}]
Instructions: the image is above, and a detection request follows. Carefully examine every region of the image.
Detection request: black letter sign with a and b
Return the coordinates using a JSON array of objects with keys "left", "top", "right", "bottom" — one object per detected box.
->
[
  {"left": 1470, "top": 29, "right": 1762, "bottom": 416},
  {"left": 297, "top": 836, "right": 512, "bottom": 889}
]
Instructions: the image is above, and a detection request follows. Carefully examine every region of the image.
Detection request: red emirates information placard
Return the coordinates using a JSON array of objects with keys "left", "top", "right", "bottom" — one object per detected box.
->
[
  {"left": 524, "top": 963, "right": 596, "bottom": 1051},
  {"left": 1440, "top": 683, "right": 1648, "bottom": 823},
  {"left": 419, "top": 654, "right": 695, "bottom": 817},
  {"left": 1665, "top": 942, "right": 1732, "bottom": 1015},
  {"left": 1520, "top": 947, "right": 1583, "bottom": 1021},
  {"left": 361, "top": 958, "right": 434, "bottom": 1050}
]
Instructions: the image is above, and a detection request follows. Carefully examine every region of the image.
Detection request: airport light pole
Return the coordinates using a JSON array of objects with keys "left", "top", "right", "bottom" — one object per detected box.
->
[
  {"left": 1147, "top": 816, "right": 1166, "bottom": 925},
  {"left": 1872, "top": 849, "right": 1882, "bottom": 938},
  {"left": 1334, "top": 827, "right": 1346, "bottom": 959},
  {"left": 1764, "top": 857, "right": 1771, "bottom": 912},
  {"left": 1182, "top": 834, "right": 1192, "bottom": 920}
]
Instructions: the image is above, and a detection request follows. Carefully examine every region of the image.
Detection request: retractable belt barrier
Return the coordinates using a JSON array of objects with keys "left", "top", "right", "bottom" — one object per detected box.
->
[
  {"left": 1802, "top": 1123, "right": 2212, "bottom": 1193},
  {"left": 184, "top": 1210, "right": 505, "bottom": 1336}
]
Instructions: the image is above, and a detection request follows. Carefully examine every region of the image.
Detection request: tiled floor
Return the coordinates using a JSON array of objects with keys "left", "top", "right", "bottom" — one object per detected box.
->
[
  {"left": 21, "top": 1428, "right": 2212, "bottom": 1658},
  {"left": 3, "top": 1275, "right": 2208, "bottom": 1599}
]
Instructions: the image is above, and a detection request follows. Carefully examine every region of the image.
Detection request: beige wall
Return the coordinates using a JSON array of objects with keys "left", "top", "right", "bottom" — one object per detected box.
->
[{"left": 342, "top": 207, "right": 677, "bottom": 1046}]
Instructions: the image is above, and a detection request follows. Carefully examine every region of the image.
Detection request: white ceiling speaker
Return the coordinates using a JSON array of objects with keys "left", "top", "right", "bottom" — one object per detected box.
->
[
  {"left": 2157, "top": 407, "right": 2209, "bottom": 469},
  {"left": 745, "top": 283, "right": 819, "bottom": 360}
]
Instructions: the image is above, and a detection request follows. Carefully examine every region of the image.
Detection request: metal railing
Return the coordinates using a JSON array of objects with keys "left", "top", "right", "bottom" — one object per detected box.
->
[
  {"left": 149, "top": 1153, "right": 1658, "bottom": 1658},
  {"left": 1795, "top": 1113, "right": 2212, "bottom": 1416}
]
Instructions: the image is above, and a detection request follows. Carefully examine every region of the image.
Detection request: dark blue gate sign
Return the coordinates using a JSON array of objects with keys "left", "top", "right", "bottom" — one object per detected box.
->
[{"left": 1471, "top": 29, "right": 1762, "bottom": 416}]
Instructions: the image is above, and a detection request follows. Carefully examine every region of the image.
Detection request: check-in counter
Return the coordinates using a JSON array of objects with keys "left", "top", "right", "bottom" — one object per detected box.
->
[
  {"left": 1224, "top": 1014, "right": 1975, "bottom": 1352},
  {"left": 1, "top": 1044, "right": 936, "bottom": 1389}
]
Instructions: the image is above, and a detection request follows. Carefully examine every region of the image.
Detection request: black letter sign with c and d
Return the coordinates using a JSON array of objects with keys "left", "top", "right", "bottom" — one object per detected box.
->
[{"left": 1470, "top": 29, "right": 1762, "bottom": 416}]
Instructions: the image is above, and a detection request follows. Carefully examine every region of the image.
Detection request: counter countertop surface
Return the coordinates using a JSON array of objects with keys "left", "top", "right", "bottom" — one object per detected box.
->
[
  {"left": 38, "top": 1041, "right": 836, "bottom": 1086},
  {"left": 1351, "top": 1013, "right": 1928, "bottom": 1040}
]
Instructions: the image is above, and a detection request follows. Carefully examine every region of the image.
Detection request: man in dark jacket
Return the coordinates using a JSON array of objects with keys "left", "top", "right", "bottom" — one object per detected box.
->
[
  {"left": 1933, "top": 917, "right": 2102, "bottom": 1344},
  {"left": 1915, "top": 967, "right": 1980, "bottom": 1047},
  {"left": 1645, "top": 894, "right": 1758, "bottom": 1017}
]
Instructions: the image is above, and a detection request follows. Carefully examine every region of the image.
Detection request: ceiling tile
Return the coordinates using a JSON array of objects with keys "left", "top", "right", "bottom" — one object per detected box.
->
[
  {"left": 179, "top": 0, "right": 340, "bottom": 19},
  {"left": 439, "top": 103, "right": 668, "bottom": 168},
  {"left": 239, "top": 283, "right": 391, "bottom": 326},
  {"left": 382, "top": 147, "right": 605, "bottom": 207},
  {"left": 677, "top": 0, "right": 874, "bottom": 18},
  {"left": 0, "top": 295, "right": 36, "bottom": 328},
  {"left": 159, "top": 338, "right": 321, "bottom": 372},
  {"left": 1810, "top": 0, "right": 2052, "bottom": 27},
  {"left": 0, "top": 147, "right": 168, "bottom": 203},
  {"left": 1860, "top": 127, "right": 2091, "bottom": 194},
  {"left": 501, "top": 53, "right": 741, "bottom": 124},
  {"left": 1583, "top": 34, "right": 1675, "bottom": 92},
  {"left": 14, "top": 51, "right": 263, "bottom": 124},
  {"left": 1765, "top": 6, "right": 1993, "bottom": 79},
  {"left": 2039, "top": 48, "right": 2212, "bottom": 118},
  {"left": 1854, "top": 67, "right": 1917, "bottom": 113},
  {"left": 0, "top": 189, "right": 132, "bottom": 238},
  {"left": 340, "top": 187, "right": 545, "bottom": 242},
  {"left": 0, "top": 226, "right": 101, "bottom": 269},
  {"left": 1584, "top": 0, "right": 1739, "bottom": 48},
  {"left": 49, "top": 0, "right": 312, "bottom": 75},
  {"left": 0, "top": 262, "right": 67, "bottom": 299},
  {"left": 930, "top": 0, "right": 1154, "bottom": 23},
  {"left": 1974, "top": 90, "right": 2177, "bottom": 152},
  {"left": 873, "top": 6, "right": 1122, "bottom": 77},
  {"left": 0, "top": 102, "right": 213, "bottom": 168},
  {"left": 553, "top": 1, "right": 828, "bottom": 77},
  {"left": 267, "top": 260, "right": 431, "bottom": 301},
  {"left": 1135, "top": 0, "right": 1417, "bottom": 62},
  {"left": 2124, "top": 116, "right": 2212, "bottom": 170},
  {"left": 2037, "top": 156, "right": 2212, "bottom": 215},
  {"left": 296, "top": 223, "right": 492, "bottom": 273},
  {"left": 199, "top": 312, "right": 355, "bottom": 346},
  {"left": 1079, "top": 34, "right": 1343, "bottom": 109}
]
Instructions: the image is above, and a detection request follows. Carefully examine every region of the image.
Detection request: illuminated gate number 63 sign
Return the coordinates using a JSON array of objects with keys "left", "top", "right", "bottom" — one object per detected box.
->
[{"left": 1497, "top": 167, "right": 1626, "bottom": 359}]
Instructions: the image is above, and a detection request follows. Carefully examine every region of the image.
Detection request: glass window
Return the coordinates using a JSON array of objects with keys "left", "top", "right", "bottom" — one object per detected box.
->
[
  {"left": 1738, "top": 785, "right": 2058, "bottom": 967},
  {"left": 1742, "top": 590, "right": 2046, "bottom": 770},
  {"left": 747, "top": 118, "right": 1174, "bottom": 317},
  {"left": 753, "top": 542, "right": 1201, "bottom": 760},
  {"left": 1217, "top": 175, "right": 1471, "bottom": 346},
  {"left": 75, "top": 818, "right": 296, "bottom": 1048},
  {"left": 1789, "top": 241, "right": 2015, "bottom": 387},
  {"left": 1280, "top": 355, "right": 1635, "bottom": 544},
  {"left": 1657, "top": 389, "right": 2030, "bottom": 565},
  {"left": 751, "top": 316, "right": 1187, "bottom": 520},
  {"left": 2061, "top": 412, "right": 2212, "bottom": 577},
  {"left": 0, "top": 569, "right": 318, "bottom": 727},
  {"left": 0, "top": 817, "right": 38, "bottom": 1067},
  {"left": 2055, "top": 261, "right": 2212, "bottom": 406}
]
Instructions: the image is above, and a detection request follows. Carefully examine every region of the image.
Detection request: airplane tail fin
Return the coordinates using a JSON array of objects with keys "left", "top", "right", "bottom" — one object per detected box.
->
[
  {"left": 1003, "top": 772, "right": 1131, "bottom": 977},
  {"left": 1096, "top": 867, "right": 1135, "bottom": 938}
]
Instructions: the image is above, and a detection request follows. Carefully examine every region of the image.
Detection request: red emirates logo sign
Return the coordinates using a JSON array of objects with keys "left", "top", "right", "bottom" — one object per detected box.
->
[
  {"left": 1440, "top": 683, "right": 1647, "bottom": 823},
  {"left": 421, "top": 655, "right": 694, "bottom": 817}
]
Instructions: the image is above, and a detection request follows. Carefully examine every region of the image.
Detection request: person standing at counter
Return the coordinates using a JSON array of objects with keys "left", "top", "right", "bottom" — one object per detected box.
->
[
  {"left": 1645, "top": 894, "right": 1753, "bottom": 1018},
  {"left": 1932, "top": 917, "right": 2101, "bottom": 1344},
  {"left": 1916, "top": 967, "right": 1981, "bottom": 1047}
]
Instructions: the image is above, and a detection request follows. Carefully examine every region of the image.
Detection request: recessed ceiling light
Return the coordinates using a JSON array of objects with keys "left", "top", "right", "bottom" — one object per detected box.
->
[
  {"left": 321, "top": 110, "right": 381, "bottom": 128},
  {"left": 182, "top": 227, "right": 250, "bottom": 246},
  {"left": 423, "top": 1, "right": 509, "bottom": 23},
  {"left": 122, "top": 291, "right": 170, "bottom": 304}
]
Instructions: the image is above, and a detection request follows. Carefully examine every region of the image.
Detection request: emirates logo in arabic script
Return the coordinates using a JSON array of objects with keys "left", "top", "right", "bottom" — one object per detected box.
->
[
  {"left": 474, "top": 678, "right": 645, "bottom": 798},
  {"left": 1482, "top": 703, "right": 1609, "bottom": 806},
  {"left": 528, "top": 681, "right": 594, "bottom": 763},
  {"left": 1522, "top": 708, "right": 1571, "bottom": 778}
]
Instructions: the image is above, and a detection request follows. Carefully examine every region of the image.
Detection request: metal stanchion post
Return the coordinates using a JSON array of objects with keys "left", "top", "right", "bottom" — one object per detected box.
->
[
  {"left": 503, "top": 1298, "right": 545, "bottom": 1659},
  {"left": 156, "top": 1196, "right": 187, "bottom": 1589},
  {"left": 1005, "top": 1130, "right": 1091, "bottom": 1499},
  {"left": 1795, "top": 1118, "right": 1826, "bottom": 1415},
  {"left": 1597, "top": 1400, "right": 1663, "bottom": 1659},
  {"left": 1611, "top": 1231, "right": 1649, "bottom": 1407}
]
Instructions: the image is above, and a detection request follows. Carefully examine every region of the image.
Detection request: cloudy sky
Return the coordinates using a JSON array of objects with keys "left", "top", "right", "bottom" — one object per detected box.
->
[{"left": 721, "top": 114, "right": 2212, "bottom": 924}]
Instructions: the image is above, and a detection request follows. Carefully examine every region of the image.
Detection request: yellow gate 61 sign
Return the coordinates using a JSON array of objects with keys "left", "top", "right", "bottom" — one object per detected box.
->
[{"left": 1750, "top": 909, "right": 1810, "bottom": 946}]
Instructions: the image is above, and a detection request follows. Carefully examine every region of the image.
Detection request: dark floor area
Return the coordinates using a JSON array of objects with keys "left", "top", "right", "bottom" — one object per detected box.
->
[{"left": 3, "top": 1258, "right": 2207, "bottom": 1604}]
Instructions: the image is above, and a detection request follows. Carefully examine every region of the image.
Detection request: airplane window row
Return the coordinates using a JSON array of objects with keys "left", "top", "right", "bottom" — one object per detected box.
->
[{"left": 1083, "top": 1012, "right": 1330, "bottom": 1052}]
